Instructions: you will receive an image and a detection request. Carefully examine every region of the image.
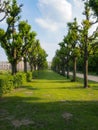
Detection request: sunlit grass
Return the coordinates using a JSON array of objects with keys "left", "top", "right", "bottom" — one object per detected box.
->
[{"left": 0, "top": 70, "right": 98, "bottom": 130}]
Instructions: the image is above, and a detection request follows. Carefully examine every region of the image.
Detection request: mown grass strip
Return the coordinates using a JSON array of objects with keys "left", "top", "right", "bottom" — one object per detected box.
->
[{"left": 0, "top": 70, "right": 98, "bottom": 130}]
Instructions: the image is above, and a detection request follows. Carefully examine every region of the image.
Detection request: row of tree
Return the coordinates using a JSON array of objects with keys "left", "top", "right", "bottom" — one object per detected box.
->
[
  {"left": 51, "top": 0, "right": 98, "bottom": 88},
  {"left": 0, "top": 0, "right": 48, "bottom": 75}
]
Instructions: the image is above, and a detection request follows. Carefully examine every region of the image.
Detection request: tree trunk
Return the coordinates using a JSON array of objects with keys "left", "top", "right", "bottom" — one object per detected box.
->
[
  {"left": 24, "top": 57, "right": 27, "bottom": 73},
  {"left": 11, "top": 61, "right": 17, "bottom": 75},
  {"left": 84, "top": 40, "right": 88, "bottom": 88},
  {"left": 66, "top": 66, "right": 69, "bottom": 79},
  {"left": 62, "top": 66, "right": 65, "bottom": 76},
  {"left": 34, "top": 64, "right": 36, "bottom": 71},
  {"left": 66, "top": 56, "right": 69, "bottom": 79},
  {"left": 84, "top": 56, "right": 88, "bottom": 88},
  {"left": 30, "top": 64, "right": 33, "bottom": 72},
  {"left": 72, "top": 57, "right": 77, "bottom": 81}
]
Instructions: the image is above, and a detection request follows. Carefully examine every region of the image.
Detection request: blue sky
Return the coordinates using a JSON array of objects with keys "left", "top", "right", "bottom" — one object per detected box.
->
[{"left": 0, "top": 0, "right": 87, "bottom": 61}]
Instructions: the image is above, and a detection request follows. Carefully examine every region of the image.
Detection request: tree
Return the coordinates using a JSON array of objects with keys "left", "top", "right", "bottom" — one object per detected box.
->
[
  {"left": 79, "top": 1, "right": 98, "bottom": 88},
  {"left": 28, "top": 39, "right": 39, "bottom": 71},
  {"left": 67, "top": 18, "right": 79, "bottom": 81},
  {"left": 62, "top": 34, "right": 73, "bottom": 79},
  {"left": 18, "top": 21, "right": 36, "bottom": 72},
  {"left": 28, "top": 40, "right": 48, "bottom": 71},
  {"left": 51, "top": 50, "right": 62, "bottom": 73},
  {"left": 59, "top": 41, "right": 70, "bottom": 77},
  {"left": 0, "top": 0, "right": 23, "bottom": 75}
]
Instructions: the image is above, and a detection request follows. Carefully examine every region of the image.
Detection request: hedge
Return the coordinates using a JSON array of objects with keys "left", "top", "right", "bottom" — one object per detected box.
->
[
  {"left": 13, "top": 72, "right": 26, "bottom": 88},
  {"left": 0, "top": 75, "right": 13, "bottom": 96},
  {"left": 0, "top": 72, "right": 27, "bottom": 96},
  {"left": 26, "top": 72, "right": 32, "bottom": 82}
]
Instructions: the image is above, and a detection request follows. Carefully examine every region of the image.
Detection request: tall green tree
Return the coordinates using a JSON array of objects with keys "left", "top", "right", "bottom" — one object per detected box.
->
[
  {"left": 18, "top": 21, "right": 36, "bottom": 72},
  {"left": 28, "top": 40, "right": 48, "bottom": 71},
  {"left": 79, "top": 0, "right": 98, "bottom": 88},
  {"left": 28, "top": 39, "right": 39, "bottom": 71},
  {"left": 0, "top": 0, "right": 23, "bottom": 75},
  {"left": 67, "top": 18, "right": 79, "bottom": 81},
  {"left": 51, "top": 50, "right": 62, "bottom": 73},
  {"left": 59, "top": 41, "right": 70, "bottom": 77}
]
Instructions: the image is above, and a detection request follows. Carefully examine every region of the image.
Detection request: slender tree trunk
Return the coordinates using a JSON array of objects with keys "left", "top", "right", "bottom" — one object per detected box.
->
[
  {"left": 34, "top": 64, "right": 36, "bottom": 71},
  {"left": 84, "top": 39, "right": 88, "bottom": 88},
  {"left": 30, "top": 64, "right": 33, "bottom": 72},
  {"left": 11, "top": 61, "right": 17, "bottom": 75},
  {"left": 24, "top": 57, "right": 27, "bottom": 73},
  {"left": 66, "top": 56, "right": 69, "bottom": 79},
  {"left": 62, "top": 66, "right": 65, "bottom": 76},
  {"left": 72, "top": 57, "right": 77, "bottom": 81},
  {"left": 84, "top": 55, "right": 88, "bottom": 88},
  {"left": 66, "top": 66, "right": 69, "bottom": 79}
]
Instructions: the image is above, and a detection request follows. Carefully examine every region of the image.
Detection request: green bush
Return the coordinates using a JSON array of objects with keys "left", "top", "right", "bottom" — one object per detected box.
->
[
  {"left": 13, "top": 72, "right": 26, "bottom": 88},
  {"left": 0, "top": 76, "right": 13, "bottom": 95},
  {"left": 26, "top": 72, "right": 32, "bottom": 82},
  {"left": 33, "top": 70, "right": 38, "bottom": 78}
]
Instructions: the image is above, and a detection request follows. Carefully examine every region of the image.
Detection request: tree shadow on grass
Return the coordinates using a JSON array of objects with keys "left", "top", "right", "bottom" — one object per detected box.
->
[
  {"left": 33, "top": 70, "right": 67, "bottom": 81},
  {"left": 0, "top": 96, "right": 98, "bottom": 130},
  {"left": 21, "top": 85, "right": 40, "bottom": 91}
]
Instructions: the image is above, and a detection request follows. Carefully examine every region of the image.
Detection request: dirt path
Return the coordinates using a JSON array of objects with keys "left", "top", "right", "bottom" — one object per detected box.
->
[{"left": 69, "top": 72, "right": 98, "bottom": 82}]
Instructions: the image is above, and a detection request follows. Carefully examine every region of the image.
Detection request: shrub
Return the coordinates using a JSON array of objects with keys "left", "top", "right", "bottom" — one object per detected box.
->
[
  {"left": 13, "top": 72, "right": 26, "bottom": 88},
  {"left": 26, "top": 72, "right": 32, "bottom": 82},
  {"left": 0, "top": 76, "right": 13, "bottom": 96},
  {"left": 33, "top": 71, "right": 38, "bottom": 79}
]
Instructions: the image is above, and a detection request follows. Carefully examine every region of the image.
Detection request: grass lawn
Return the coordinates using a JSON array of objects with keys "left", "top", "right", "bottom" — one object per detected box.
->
[{"left": 0, "top": 70, "right": 98, "bottom": 130}]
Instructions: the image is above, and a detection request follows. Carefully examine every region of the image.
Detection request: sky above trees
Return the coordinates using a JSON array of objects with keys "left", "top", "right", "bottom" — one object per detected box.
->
[{"left": 0, "top": 0, "right": 94, "bottom": 61}]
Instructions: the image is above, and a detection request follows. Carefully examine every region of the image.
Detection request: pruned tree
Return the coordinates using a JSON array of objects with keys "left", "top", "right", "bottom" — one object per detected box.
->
[
  {"left": 0, "top": 0, "right": 23, "bottom": 75},
  {"left": 18, "top": 21, "right": 36, "bottom": 72},
  {"left": 67, "top": 18, "right": 80, "bottom": 81},
  {"left": 79, "top": 0, "right": 98, "bottom": 88},
  {"left": 28, "top": 39, "right": 48, "bottom": 71}
]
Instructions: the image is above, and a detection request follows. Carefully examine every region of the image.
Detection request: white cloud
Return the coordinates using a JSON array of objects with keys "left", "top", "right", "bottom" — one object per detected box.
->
[
  {"left": 73, "top": 0, "right": 84, "bottom": 8},
  {"left": 72, "top": 0, "right": 84, "bottom": 25},
  {"left": 36, "top": 0, "right": 72, "bottom": 31},
  {"left": 35, "top": 18, "right": 58, "bottom": 31}
]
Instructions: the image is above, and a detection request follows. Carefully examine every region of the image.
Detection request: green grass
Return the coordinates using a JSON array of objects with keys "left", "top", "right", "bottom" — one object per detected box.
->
[{"left": 0, "top": 70, "right": 98, "bottom": 130}]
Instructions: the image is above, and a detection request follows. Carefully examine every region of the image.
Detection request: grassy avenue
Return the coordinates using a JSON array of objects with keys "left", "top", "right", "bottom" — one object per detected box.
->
[{"left": 0, "top": 70, "right": 98, "bottom": 130}]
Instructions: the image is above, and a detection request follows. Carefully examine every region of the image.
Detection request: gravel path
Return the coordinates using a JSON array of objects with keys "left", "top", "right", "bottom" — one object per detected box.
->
[{"left": 69, "top": 72, "right": 98, "bottom": 82}]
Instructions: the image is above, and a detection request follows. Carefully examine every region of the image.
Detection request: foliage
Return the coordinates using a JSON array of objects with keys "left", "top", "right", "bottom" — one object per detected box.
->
[
  {"left": 52, "top": 0, "right": 98, "bottom": 87},
  {"left": 26, "top": 72, "right": 32, "bottom": 82},
  {"left": 0, "top": 0, "right": 23, "bottom": 75},
  {"left": 0, "top": 75, "right": 13, "bottom": 96},
  {"left": 89, "top": 0, "right": 98, "bottom": 17},
  {"left": 18, "top": 21, "right": 37, "bottom": 72},
  {"left": 52, "top": 18, "right": 79, "bottom": 80},
  {"left": 78, "top": 1, "right": 98, "bottom": 88},
  {"left": 13, "top": 72, "right": 26, "bottom": 88},
  {"left": 28, "top": 39, "right": 48, "bottom": 71}
]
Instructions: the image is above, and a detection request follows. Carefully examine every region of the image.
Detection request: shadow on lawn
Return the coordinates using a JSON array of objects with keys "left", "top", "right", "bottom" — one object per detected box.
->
[
  {"left": 21, "top": 85, "right": 40, "bottom": 91},
  {"left": 33, "top": 70, "right": 67, "bottom": 81},
  {"left": 0, "top": 96, "right": 98, "bottom": 130}
]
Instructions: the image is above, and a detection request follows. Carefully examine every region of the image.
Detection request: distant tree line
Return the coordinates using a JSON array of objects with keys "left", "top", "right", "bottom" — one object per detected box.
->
[
  {"left": 51, "top": 0, "right": 98, "bottom": 88},
  {"left": 0, "top": 0, "right": 48, "bottom": 75}
]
